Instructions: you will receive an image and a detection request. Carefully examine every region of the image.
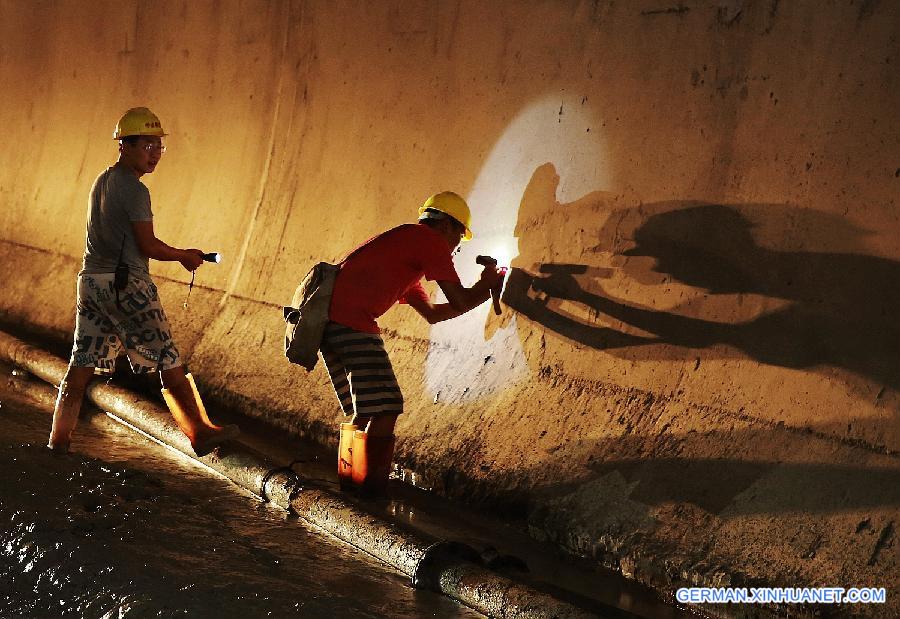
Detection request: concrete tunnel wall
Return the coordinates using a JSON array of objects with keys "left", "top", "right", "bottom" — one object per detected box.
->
[{"left": 1, "top": 0, "right": 898, "bottom": 602}]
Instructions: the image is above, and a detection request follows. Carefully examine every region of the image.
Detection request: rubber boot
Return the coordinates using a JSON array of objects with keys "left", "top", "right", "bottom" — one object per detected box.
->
[
  {"left": 337, "top": 423, "right": 358, "bottom": 491},
  {"left": 47, "top": 381, "right": 82, "bottom": 453},
  {"left": 350, "top": 430, "right": 396, "bottom": 498},
  {"left": 185, "top": 373, "right": 240, "bottom": 436},
  {"left": 162, "top": 380, "right": 240, "bottom": 457}
]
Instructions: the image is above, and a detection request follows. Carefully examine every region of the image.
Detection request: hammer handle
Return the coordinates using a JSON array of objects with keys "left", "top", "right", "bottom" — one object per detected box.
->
[
  {"left": 476, "top": 256, "right": 503, "bottom": 314},
  {"left": 490, "top": 286, "right": 502, "bottom": 315}
]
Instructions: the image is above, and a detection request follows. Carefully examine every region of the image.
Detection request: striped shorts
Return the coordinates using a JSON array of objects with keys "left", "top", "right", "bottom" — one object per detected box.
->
[{"left": 319, "top": 322, "right": 403, "bottom": 418}]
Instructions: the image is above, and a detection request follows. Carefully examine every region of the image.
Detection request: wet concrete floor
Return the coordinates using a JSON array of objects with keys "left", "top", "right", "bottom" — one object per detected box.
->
[{"left": 0, "top": 358, "right": 693, "bottom": 619}]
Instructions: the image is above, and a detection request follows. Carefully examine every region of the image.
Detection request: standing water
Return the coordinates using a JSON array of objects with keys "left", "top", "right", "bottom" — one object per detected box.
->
[{"left": 0, "top": 364, "right": 484, "bottom": 618}]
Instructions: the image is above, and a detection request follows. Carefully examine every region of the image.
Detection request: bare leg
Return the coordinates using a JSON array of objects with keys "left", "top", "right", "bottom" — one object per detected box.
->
[
  {"left": 159, "top": 366, "right": 189, "bottom": 390},
  {"left": 363, "top": 414, "right": 398, "bottom": 437},
  {"left": 47, "top": 365, "right": 95, "bottom": 452},
  {"left": 350, "top": 414, "right": 371, "bottom": 432}
]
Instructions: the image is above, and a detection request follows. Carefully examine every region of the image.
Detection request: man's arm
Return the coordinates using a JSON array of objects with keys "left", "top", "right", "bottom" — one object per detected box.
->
[
  {"left": 406, "top": 294, "right": 472, "bottom": 324},
  {"left": 407, "top": 267, "right": 503, "bottom": 324},
  {"left": 437, "top": 279, "right": 492, "bottom": 313},
  {"left": 132, "top": 221, "right": 203, "bottom": 271}
]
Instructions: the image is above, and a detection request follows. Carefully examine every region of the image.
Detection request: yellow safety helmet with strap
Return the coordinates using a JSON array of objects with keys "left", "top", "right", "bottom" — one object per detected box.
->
[
  {"left": 418, "top": 191, "right": 473, "bottom": 240},
  {"left": 113, "top": 107, "right": 167, "bottom": 140}
]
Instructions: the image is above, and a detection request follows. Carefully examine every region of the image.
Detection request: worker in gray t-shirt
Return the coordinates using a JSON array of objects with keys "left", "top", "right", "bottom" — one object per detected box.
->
[
  {"left": 47, "top": 107, "right": 239, "bottom": 457},
  {"left": 81, "top": 163, "right": 153, "bottom": 280}
]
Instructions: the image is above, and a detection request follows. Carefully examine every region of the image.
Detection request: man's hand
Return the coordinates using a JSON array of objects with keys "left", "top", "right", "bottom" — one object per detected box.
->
[
  {"left": 132, "top": 221, "right": 206, "bottom": 270},
  {"left": 478, "top": 265, "right": 505, "bottom": 290},
  {"left": 179, "top": 249, "right": 204, "bottom": 272}
]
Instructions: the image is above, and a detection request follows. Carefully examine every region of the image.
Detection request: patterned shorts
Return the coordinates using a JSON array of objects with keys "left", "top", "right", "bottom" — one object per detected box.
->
[
  {"left": 70, "top": 274, "right": 182, "bottom": 375},
  {"left": 319, "top": 322, "right": 403, "bottom": 418}
]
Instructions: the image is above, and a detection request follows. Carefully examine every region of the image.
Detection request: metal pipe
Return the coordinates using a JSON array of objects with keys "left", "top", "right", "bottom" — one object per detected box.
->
[{"left": 0, "top": 329, "right": 598, "bottom": 619}]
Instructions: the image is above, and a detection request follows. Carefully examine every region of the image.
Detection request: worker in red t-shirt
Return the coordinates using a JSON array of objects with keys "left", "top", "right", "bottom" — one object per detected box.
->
[{"left": 322, "top": 191, "right": 504, "bottom": 496}]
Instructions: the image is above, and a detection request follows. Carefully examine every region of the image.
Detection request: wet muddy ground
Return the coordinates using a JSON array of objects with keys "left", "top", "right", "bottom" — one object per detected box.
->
[
  {"left": 0, "top": 366, "right": 483, "bottom": 618},
  {"left": 0, "top": 353, "right": 696, "bottom": 619}
]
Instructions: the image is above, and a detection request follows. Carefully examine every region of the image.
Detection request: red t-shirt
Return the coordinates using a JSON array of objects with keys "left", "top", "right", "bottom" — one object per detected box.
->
[{"left": 329, "top": 223, "right": 461, "bottom": 333}]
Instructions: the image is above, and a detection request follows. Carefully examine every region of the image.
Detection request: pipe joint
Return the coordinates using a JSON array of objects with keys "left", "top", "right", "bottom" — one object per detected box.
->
[{"left": 260, "top": 465, "right": 302, "bottom": 507}]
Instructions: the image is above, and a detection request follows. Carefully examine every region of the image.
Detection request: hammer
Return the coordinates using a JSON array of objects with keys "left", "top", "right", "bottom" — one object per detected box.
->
[{"left": 475, "top": 255, "right": 505, "bottom": 315}]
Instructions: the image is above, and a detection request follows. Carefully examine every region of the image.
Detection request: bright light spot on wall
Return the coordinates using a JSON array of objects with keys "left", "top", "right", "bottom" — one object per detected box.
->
[{"left": 425, "top": 93, "right": 610, "bottom": 402}]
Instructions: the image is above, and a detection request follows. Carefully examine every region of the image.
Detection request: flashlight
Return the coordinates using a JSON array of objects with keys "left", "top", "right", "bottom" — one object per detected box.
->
[
  {"left": 475, "top": 255, "right": 506, "bottom": 315},
  {"left": 184, "top": 252, "right": 221, "bottom": 310}
]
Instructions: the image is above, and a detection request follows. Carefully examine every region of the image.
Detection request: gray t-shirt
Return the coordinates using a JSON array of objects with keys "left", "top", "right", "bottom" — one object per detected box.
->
[{"left": 79, "top": 163, "right": 153, "bottom": 279}]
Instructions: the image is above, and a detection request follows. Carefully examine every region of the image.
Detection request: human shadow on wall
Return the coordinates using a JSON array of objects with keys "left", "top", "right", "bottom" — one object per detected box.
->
[{"left": 502, "top": 163, "right": 900, "bottom": 391}]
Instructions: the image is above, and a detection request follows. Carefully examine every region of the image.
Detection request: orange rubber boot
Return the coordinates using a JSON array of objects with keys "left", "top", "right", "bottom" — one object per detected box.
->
[
  {"left": 186, "top": 373, "right": 220, "bottom": 429},
  {"left": 162, "top": 380, "right": 240, "bottom": 457},
  {"left": 350, "top": 430, "right": 396, "bottom": 497},
  {"left": 185, "top": 373, "right": 239, "bottom": 436},
  {"left": 338, "top": 423, "right": 358, "bottom": 490}
]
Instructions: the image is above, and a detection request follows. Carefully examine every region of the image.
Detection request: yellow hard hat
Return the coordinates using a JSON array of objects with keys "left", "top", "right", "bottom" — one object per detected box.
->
[
  {"left": 113, "top": 107, "right": 167, "bottom": 140},
  {"left": 418, "top": 191, "right": 473, "bottom": 240}
]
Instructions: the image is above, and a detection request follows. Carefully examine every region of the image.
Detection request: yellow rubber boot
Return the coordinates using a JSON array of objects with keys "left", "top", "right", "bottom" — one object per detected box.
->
[
  {"left": 350, "top": 430, "right": 396, "bottom": 497},
  {"left": 162, "top": 379, "right": 240, "bottom": 457},
  {"left": 338, "top": 423, "right": 358, "bottom": 491}
]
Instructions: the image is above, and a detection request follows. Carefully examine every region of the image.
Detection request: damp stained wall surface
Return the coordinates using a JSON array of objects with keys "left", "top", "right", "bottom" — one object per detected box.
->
[{"left": 1, "top": 0, "right": 898, "bottom": 610}]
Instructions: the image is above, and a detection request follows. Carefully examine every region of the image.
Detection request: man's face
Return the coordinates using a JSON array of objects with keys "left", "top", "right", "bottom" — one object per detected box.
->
[
  {"left": 119, "top": 136, "right": 165, "bottom": 176},
  {"left": 440, "top": 218, "right": 466, "bottom": 251}
]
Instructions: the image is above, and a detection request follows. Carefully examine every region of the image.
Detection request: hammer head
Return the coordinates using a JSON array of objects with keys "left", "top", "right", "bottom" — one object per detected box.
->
[{"left": 475, "top": 255, "right": 498, "bottom": 266}]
